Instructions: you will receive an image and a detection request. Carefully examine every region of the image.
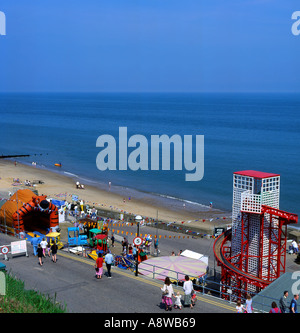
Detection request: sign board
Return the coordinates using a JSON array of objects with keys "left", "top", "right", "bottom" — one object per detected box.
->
[
  {"left": 0, "top": 246, "right": 9, "bottom": 255},
  {"left": 214, "top": 227, "right": 225, "bottom": 238},
  {"left": 133, "top": 237, "right": 143, "bottom": 247},
  {"left": 11, "top": 240, "right": 28, "bottom": 257}
]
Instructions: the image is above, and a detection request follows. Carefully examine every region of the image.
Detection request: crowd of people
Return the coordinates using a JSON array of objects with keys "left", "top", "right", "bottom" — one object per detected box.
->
[
  {"left": 160, "top": 275, "right": 196, "bottom": 311},
  {"left": 30, "top": 236, "right": 58, "bottom": 266},
  {"left": 94, "top": 251, "right": 114, "bottom": 279},
  {"left": 236, "top": 290, "right": 299, "bottom": 313}
]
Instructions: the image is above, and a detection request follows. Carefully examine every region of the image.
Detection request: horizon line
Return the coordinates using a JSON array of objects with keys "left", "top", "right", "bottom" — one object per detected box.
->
[{"left": 0, "top": 90, "right": 300, "bottom": 94}]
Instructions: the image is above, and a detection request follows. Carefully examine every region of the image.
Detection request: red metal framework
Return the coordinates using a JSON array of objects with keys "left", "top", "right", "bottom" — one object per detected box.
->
[
  {"left": 213, "top": 230, "right": 270, "bottom": 300},
  {"left": 240, "top": 206, "right": 297, "bottom": 281},
  {"left": 261, "top": 205, "right": 298, "bottom": 279},
  {"left": 214, "top": 206, "right": 298, "bottom": 300},
  {"left": 261, "top": 205, "right": 298, "bottom": 223}
]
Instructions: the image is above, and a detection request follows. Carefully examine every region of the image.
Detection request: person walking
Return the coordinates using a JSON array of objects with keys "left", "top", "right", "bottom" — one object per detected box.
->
[
  {"left": 31, "top": 234, "right": 39, "bottom": 256},
  {"left": 173, "top": 292, "right": 182, "bottom": 309},
  {"left": 37, "top": 244, "right": 43, "bottom": 266},
  {"left": 40, "top": 238, "right": 47, "bottom": 257},
  {"left": 123, "top": 237, "right": 128, "bottom": 254},
  {"left": 279, "top": 290, "right": 289, "bottom": 313},
  {"left": 128, "top": 244, "right": 133, "bottom": 255},
  {"left": 245, "top": 294, "right": 253, "bottom": 313},
  {"left": 236, "top": 300, "right": 245, "bottom": 313},
  {"left": 133, "top": 246, "right": 137, "bottom": 260},
  {"left": 91, "top": 206, "right": 96, "bottom": 219},
  {"left": 95, "top": 252, "right": 104, "bottom": 279},
  {"left": 51, "top": 241, "right": 58, "bottom": 263},
  {"left": 290, "top": 294, "right": 299, "bottom": 313},
  {"left": 154, "top": 238, "right": 159, "bottom": 256},
  {"left": 105, "top": 251, "right": 114, "bottom": 278},
  {"left": 111, "top": 234, "right": 115, "bottom": 247},
  {"left": 269, "top": 302, "right": 281, "bottom": 313},
  {"left": 160, "top": 277, "right": 174, "bottom": 311},
  {"left": 47, "top": 241, "right": 51, "bottom": 257},
  {"left": 292, "top": 240, "right": 299, "bottom": 254},
  {"left": 183, "top": 275, "right": 194, "bottom": 309}
]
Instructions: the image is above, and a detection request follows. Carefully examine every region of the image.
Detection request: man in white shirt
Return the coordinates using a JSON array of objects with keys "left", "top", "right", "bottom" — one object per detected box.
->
[
  {"left": 292, "top": 240, "right": 298, "bottom": 254},
  {"left": 105, "top": 251, "right": 114, "bottom": 278}
]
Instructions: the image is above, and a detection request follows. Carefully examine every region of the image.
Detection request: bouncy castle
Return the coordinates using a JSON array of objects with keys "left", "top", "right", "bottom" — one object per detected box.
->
[{"left": 0, "top": 189, "right": 59, "bottom": 234}]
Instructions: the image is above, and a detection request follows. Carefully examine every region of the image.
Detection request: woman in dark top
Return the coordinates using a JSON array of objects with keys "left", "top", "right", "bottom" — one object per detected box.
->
[
  {"left": 51, "top": 241, "right": 58, "bottom": 263},
  {"left": 37, "top": 244, "right": 43, "bottom": 266}
]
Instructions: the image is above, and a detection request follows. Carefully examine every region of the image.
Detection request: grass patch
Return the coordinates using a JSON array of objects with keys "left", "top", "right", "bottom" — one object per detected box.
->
[{"left": 0, "top": 272, "right": 67, "bottom": 313}]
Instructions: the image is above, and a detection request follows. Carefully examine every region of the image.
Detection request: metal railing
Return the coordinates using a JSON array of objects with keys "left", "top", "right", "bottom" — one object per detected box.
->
[
  {"left": 241, "top": 191, "right": 262, "bottom": 213},
  {"left": 133, "top": 261, "right": 297, "bottom": 313}
]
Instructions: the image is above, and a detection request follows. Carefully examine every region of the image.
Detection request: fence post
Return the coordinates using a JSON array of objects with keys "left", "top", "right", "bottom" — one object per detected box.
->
[{"left": 4, "top": 209, "right": 7, "bottom": 235}]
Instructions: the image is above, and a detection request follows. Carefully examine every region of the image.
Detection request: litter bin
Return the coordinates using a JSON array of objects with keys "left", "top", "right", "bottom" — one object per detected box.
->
[{"left": 0, "top": 262, "right": 6, "bottom": 271}]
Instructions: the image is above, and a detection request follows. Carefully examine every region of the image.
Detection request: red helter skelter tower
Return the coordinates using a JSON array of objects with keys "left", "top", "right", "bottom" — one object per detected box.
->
[{"left": 214, "top": 170, "right": 298, "bottom": 299}]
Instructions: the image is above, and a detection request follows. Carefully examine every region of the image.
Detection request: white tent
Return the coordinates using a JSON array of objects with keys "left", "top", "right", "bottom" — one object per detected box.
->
[{"left": 180, "top": 249, "right": 208, "bottom": 266}]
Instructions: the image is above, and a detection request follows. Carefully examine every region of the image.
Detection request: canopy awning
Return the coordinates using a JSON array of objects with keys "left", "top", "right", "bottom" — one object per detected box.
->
[{"left": 180, "top": 249, "right": 208, "bottom": 266}]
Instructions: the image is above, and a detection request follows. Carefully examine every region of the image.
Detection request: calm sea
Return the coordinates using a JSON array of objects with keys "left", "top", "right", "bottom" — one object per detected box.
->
[{"left": 1, "top": 92, "right": 299, "bottom": 217}]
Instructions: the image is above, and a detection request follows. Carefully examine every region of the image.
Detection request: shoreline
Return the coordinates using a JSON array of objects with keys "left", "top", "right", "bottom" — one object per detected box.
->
[{"left": 0, "top": 159, "right": 232, "bottom": 235}]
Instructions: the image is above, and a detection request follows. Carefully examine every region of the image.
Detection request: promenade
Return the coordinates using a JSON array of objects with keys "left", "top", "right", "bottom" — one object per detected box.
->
[
  {"left": 1, "top": 218, "right": 298, "bottom": 315},
  {"left": 0, "top": 225, "right": 236, "bottom": 314}
]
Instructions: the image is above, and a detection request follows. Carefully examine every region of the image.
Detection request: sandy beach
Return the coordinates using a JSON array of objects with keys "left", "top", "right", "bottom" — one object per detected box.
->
[{"left": 0, "top": 159, "right": 232, "bottom": 234}]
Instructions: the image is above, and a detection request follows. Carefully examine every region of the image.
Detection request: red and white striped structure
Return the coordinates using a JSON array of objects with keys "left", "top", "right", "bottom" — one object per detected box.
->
[{"left": 214, "top": 170, "right": 298, "bottom": 299}]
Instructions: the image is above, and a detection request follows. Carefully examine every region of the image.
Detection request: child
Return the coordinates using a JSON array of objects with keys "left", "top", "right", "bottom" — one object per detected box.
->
[
  {"left": 173, "top": 292, "right": 182, "bottom": 309},
  {"left": 191, "top": 290, "right": 197, "bottom": 306},
  {"left": 236, "top": 300, "right": 245, "bottom": 313},
  {"left": 40, "top": 238, "right": 47, "bottom": 257},
  {"left": 47, "top": 242, "right": 51, "bottom": 257},
  {"left": 245, "top": 294, "right": 253, "bottom": 313},
  {"left": 95, "top": 252, "right": 104, "bottom": 279}
]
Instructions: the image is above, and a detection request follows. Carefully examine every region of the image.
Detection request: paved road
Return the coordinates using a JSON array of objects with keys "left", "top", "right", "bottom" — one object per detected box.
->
[{"left": 0, "top": 229, "right": 235, "bottom": 314}]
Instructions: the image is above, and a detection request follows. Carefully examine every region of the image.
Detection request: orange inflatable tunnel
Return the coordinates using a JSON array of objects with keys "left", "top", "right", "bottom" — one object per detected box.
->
[{"left": 0, "top": 189, "right": 59, "bottom": 234}]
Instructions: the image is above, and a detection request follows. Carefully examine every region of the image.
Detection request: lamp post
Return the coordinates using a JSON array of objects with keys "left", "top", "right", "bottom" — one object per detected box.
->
[{"left": 135, "top": 215, "right": 143, "bottom": 276}]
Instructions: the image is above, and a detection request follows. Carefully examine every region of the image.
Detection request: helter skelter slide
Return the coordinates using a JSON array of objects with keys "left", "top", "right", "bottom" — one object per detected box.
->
[{"left": 214, "top": 170, "right": 298, "bottom": 300}]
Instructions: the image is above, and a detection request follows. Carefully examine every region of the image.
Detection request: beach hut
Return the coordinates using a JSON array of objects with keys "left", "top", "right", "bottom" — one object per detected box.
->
[{"left": 0, "top": 189, "right": 59, "bottom": 235}]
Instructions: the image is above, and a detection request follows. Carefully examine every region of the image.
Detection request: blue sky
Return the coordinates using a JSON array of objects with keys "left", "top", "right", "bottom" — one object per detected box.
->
[{"left": 0, "top": 0, "right": 299, "bottom": 92}]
